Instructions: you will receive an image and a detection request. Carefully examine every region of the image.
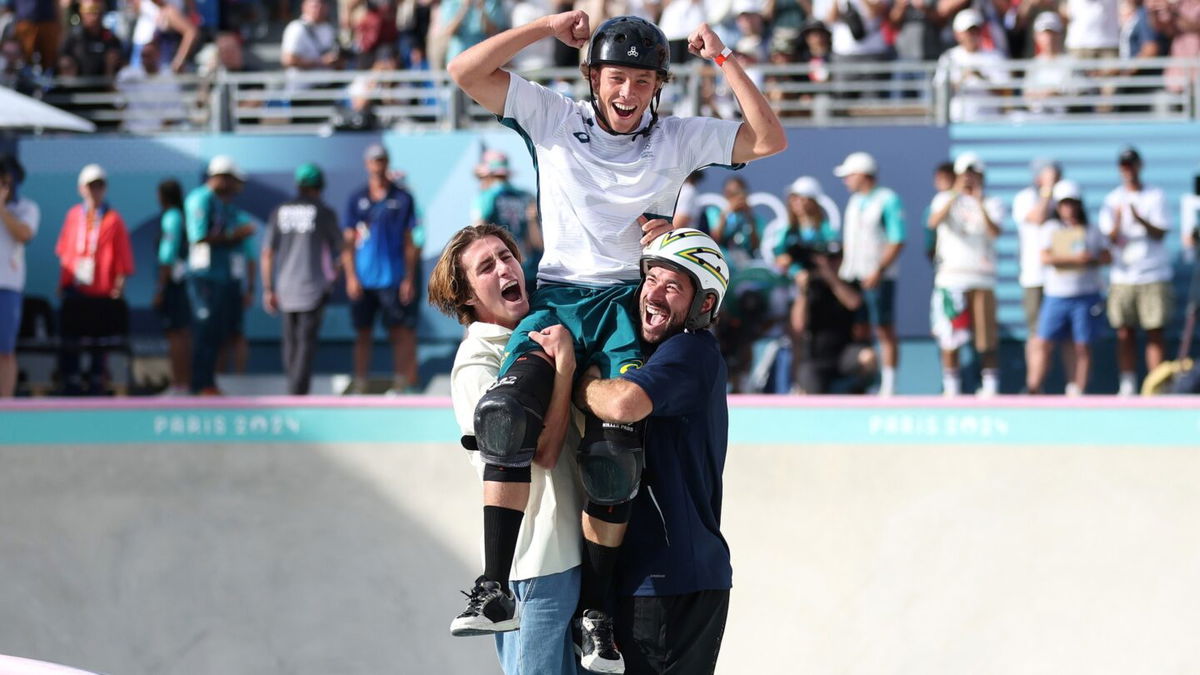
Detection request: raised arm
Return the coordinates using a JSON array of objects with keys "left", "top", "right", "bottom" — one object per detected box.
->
[
  {"left": 448, "top": 10, "right": 590, "bottom": 116},
  {"left": 687, "top": 23, "right": 788, "bottom": 163}
]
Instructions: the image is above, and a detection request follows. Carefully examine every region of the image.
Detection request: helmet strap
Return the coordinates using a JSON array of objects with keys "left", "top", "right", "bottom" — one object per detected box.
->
[{"left": 684, "top": 289, "right": 715, "bottom": 332}]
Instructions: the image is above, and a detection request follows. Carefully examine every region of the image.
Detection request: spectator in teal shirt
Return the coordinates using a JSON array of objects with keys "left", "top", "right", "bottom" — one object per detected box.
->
[
  {"left": 772, "top": 176, "right": 840, "bottom": 282},
  {"left": 712, "top": 176, "right": 763, "bottom": 268},
  {"left": 440, "top": 0, "right": 509, "bottom": 63},
  {"left": 471, "top": 150, "right": 541, "bottom": 285},
  {"left": 153, "top": 179, "right": 192, "bottom": 396},
  {"left": 184, "top": 156, "right": 256, "bottom": 395},
  {"left": 833, "top": 151, "right": 906, "bottom": 396}
]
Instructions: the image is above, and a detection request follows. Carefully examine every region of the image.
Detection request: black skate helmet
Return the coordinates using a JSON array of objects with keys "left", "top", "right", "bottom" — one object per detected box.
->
[
  {"left": 586, "top": 16, "right": 670, "bottom": 76},
  {"left": 584, "top": 16, "right": 671, "bottom": 140}
]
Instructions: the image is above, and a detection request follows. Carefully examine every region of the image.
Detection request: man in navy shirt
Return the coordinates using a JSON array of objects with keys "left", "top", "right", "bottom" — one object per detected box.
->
[
  {"left": 574, "top": 228, "right": 732, "bottom": 675},
  {"left": 343, "top": 144, "right": 420, "bottom": 394}
]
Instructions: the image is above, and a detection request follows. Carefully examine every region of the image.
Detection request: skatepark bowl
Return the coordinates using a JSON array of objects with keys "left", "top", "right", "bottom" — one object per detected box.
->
[{"left": 2, "top": 395, "right": 1199, "bottom": 675}]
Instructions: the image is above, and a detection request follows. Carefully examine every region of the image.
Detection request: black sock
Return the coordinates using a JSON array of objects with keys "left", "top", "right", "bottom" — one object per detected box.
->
[
  {"left": 482, "top": 505, "right": 523, "bottom": 592},
  {"left": 579, "top": 539, "right": 620, "bottom": 617}
]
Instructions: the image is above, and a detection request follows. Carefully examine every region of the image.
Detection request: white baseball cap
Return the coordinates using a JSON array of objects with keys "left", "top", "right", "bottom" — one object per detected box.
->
[
  {"left": 1052, "top": 179, "right": 1082, "bottom": 202},
  {"left": 207, "top": 155, "right": 246, "bottom": 181},
  {"left": 954, "top": 151, "right": 986, "bottom": 175},
  {"left": 833, "top": 152, "right": 877, "bottom": 177},
  {"left": 952, "top": 8, "right": 984, "bottom": 32},
  {"left": 787, "top": 176, "right": 824, "bottom": 198},
  {"left": 77, "top": 163, "right": 107, "bottom": 186},
  {"left": 732, "top": 0, "right": 763, "bottom": 15},
  {"left": 1033, "top": 12, "right": 1063, "bottom": 33}
]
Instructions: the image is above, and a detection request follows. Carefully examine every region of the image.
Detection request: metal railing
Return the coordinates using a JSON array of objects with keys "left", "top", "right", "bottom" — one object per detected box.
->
[{"left": 31, "top": 56, "right": 1200, "bottom": 134}]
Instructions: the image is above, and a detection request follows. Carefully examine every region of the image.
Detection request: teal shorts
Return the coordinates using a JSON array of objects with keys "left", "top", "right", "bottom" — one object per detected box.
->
[{"left": 499, "top": 282, "right": 644, "bottom": 379}]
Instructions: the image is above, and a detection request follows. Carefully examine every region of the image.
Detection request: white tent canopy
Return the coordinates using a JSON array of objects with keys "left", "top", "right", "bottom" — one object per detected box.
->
[{"left": 0, "top": 86, "right": 96, "bottom": 133}]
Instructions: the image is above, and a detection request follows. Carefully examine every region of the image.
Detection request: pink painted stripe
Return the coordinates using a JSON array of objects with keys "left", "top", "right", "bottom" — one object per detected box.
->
[
  {"left": 729, "top": 394, "right": 1200, "bottom": 409},
  {"left": 0, "top": 394, "right": 1196, "bottom": 411}
]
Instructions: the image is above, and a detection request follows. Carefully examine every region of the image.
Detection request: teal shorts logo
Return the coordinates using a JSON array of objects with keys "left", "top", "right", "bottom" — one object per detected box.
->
[{"left": 619, "top": 360, "right": 643, "bottom": 374}]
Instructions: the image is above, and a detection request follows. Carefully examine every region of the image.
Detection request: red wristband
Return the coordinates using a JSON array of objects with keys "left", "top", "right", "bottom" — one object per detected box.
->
[{"left": 714, "top": 46, "right": 733, "bottom": 66}]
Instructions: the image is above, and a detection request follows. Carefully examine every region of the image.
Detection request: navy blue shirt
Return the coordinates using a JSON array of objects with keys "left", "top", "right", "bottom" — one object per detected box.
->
[
  {"left": 616, "top": 329, "right": 731, "bottom": 597},
  {"left": 344, "top": 184, "right": 416, "bottom": 290}
]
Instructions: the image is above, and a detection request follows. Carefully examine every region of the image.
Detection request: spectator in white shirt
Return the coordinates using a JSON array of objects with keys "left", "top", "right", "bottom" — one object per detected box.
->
[
  {"left": 659, "top": 0, "right": 710, "bottom": 63},
  {"left": 834, "top": 151, "right": 906, "bottom": 396},
  {"left": 1012, "top": 158, "right": 1078, "bottom": 388},
  {"left": 821, "top": 0, "right": 891, "bottom": 99},
  {"left": 281, "top": 0, "right": 344, "bottom": 71},
  {"left": 1061, "top": 0, "right": 1120, "bottom": 58},
  {"left": 934, "top": 9, "right": 1011, "bottom": 121},
  {"left": 1024, "top": 12, "right": 1076, "bottom": 115},
  {"left": 927, "top": 151, "right": 1006, "bottom": 396},
  {"left": 937, "top": 0, "right": 1009, "bottom": 54},
  {"left": 0, "top": 155, "right": 38, "bottom": 398},
  {"left": 672, "top": 170, "right": 705, "bottom": 231},
  {"left": 1027, "top": 179, "right": 1112, "bottom": 394},
  {"left": 1099, "top": 146, "right": 1173, "bottom": 395},
  {"left": 115, "top": 40, "right": 188, "bottom": 133}
]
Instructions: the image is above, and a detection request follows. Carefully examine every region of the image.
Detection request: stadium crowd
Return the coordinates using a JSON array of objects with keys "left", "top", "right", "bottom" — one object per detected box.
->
[
  {"left": 2, "top": 0, "right": 1200, "bottom": 127},
  {"left": 2, "top": 140, "right": 1198, "bottom": 398}
]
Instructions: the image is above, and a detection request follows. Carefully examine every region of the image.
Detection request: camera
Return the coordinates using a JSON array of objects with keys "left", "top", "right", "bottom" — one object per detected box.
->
[{"left": 787, "top": 241, "right": 840, "bottom": 268}]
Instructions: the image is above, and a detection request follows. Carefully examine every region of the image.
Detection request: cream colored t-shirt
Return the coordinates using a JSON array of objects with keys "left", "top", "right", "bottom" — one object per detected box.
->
[{"left": 450, "top": 321, "right": 584, "bottom": 581}]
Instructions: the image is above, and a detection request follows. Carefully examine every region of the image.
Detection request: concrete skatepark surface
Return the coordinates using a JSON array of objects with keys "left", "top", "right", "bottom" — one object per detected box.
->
[{"left": 3, "top": 436, "right": 1200, "bottom": 674}]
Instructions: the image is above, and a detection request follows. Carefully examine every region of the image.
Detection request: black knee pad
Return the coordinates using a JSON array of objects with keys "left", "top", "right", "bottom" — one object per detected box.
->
[
  {"left": 585, "top": 499, "right": 633, "bottom": 524},
  {"left": 473, "top": 353, "right": 555, "bottom": 468},
  {"left": 578, "top": 415, "right": 644, "bottom": 506}
]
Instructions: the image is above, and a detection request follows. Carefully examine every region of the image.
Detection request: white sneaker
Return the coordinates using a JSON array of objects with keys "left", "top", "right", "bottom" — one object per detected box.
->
[
  {"left": 1065, "top": 382, "right": 1082, "bottom": 397},
  {"left": 575, "top": 609, "right": 625, "bottom": 674},
  {"left": 449, "top": 577, "right": 519, "bottom": 637}
]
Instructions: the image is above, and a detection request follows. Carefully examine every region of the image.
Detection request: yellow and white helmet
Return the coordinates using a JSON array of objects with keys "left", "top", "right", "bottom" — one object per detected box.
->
[{"left": 640, "top": 228, "right": 730, "bottom": 331}]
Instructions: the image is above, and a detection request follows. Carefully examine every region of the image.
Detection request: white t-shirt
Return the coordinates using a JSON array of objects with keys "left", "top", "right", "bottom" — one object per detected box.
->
[
  {"left": 502, "top": 73, "right": 742, "bottom": 286},
  {"left": 0, "top": 197, "right": 41, "bottom": 291},
  {"left": 281, "top": 19, "right": 338, "bottom": 65},
  {"left": 1064, "top": 0, "right": 1120, "bottom": 50},
  {"left": 934, "top": 46, "right": 1011, "bottom": 122},
  {"left": 1011, "top": 185, "right": 1052, "bottom": 287},
  {"left": 674, "top": 180, "right": 698, "bottom": 227},
  {"left": 931, "top": 190, "right": 1006, "bottom": 290},
  {"left": 1040, "top": 220, "right": 1107, "bottom": 297},
  {"left": 830, "top": 0, "right": 890, "bottom": 57},
  {"left": 1098, "top": 184, "right": 1172, "bottom": 284},
  {"left": 659, "top": 0, "right": 709, "bottom": 40},
  {"left": 508, "top": 0, "right": 554, "bottom": 71},
  {"left": 1024, "top": 55, "right": 1077, "bottom": 115},
  {"left": 116, "top": 64, "right": 187, "bottom": 132},
  {"left": 450, "top": 321, "right": 584, "bottom": 582}
]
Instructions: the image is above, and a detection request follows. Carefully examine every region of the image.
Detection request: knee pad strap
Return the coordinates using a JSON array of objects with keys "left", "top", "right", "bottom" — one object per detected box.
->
[
  {"left": 483, "top": 464, "right": 532, "bottom": 483},
  {"left": 585, "top": 499, "right": 633, "bottom": 524}
]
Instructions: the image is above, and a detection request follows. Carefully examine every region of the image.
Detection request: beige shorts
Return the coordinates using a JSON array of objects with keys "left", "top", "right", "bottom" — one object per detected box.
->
[
  {"left": 1022, "top": 286, "right": 1043, "bottom": 337},
  {"left": 1107, "top": 281, "right": 1173, "bottom": 331}
]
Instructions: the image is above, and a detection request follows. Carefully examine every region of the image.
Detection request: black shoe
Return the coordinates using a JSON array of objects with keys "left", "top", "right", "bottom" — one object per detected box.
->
[
  {"left": 575, "top": 609, "right": 624, "bottom": 673},
  {"left": 449, "top": 576, "right": 519, "bottom": 637}
]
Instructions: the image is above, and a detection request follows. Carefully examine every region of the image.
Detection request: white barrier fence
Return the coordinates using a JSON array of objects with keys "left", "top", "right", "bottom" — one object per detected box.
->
[{"left": 34, "top": 56, "right": 1200, "bottom": 134}]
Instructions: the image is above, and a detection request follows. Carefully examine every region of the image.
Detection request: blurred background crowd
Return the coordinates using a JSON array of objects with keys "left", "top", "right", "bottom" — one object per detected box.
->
[{"left": 2, "top": 0, "right": 1199, "bottom": 129}]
